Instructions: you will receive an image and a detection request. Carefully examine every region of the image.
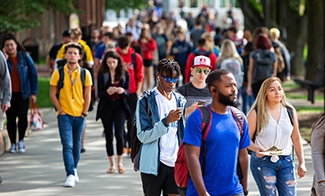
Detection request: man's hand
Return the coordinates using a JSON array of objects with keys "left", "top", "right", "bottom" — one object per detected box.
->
[
  {"left": 30, "top": 95, "right": 37, "bottom": 103},
  {"left": 1, "top": 104, "right": 10, "bottom": 113},
  {"left": 166, "top": 109, "right": 183, "bottom": 125}
]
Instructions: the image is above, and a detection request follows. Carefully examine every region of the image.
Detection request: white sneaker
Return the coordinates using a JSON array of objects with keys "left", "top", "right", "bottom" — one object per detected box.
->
[
  {"left": 9, "top": 144, "right": 16, "bottom": 153},
  {"left": 74, "top": 169, "right": 79, "bottom": 183},
  {"left": 18, "top": 140, "right": 25, "bottom": 153},
  {"left": 64, "top": 175, "right": 75, "bottom": 187}
]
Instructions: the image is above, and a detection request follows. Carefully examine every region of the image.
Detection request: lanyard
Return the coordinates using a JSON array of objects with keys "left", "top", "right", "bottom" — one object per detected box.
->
[{"left": 68, "top": 66, "right": 79, "bottom": 101}]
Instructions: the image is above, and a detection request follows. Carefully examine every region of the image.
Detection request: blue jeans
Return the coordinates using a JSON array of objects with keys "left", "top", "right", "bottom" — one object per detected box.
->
[
  {"left": 58, "top": 114, "right": 85, "bottom": 176},
  {"left": 241, "top": 86, "right": 254, "bottom": 114},
  {"left": 250, "top": 152, "right": 296, "bottom": 196}
]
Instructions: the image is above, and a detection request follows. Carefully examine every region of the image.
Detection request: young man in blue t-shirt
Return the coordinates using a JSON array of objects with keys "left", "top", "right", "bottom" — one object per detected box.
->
[{"left": 184, "top": 69, "right": 251, "bottom": 196}]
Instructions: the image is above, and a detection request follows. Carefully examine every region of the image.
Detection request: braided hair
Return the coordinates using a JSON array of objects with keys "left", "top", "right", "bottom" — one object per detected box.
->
[{"left": 156, "top": 58, "right": 181, "bottom": 78}]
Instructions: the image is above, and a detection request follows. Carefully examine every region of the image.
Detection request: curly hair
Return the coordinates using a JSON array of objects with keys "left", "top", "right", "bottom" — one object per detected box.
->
[
  {"left": 156, "top": 58, "right": 181, "bottom": 78},
  {"left": 98, "top": 51, "right": 125, "bottom": 82}
]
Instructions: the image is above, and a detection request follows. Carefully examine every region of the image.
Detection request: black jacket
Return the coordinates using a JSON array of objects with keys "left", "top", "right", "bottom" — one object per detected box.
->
[{"left": 96, "top": 70, "right": 131, "bottom": 120}]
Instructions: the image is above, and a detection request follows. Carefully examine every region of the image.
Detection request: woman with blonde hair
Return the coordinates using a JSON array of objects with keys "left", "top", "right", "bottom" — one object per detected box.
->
[
  {"left": 311, "top": 113, "right": 325, "bottom": 196},
  {"left": 216, "top": 39, "right": 244, "bottom": 90},
  {"left": 201, "top": 32, "right": 220, "bottom": 57},
  {"left": 247, "top": 77, "right": 307, "bottom": 196}
]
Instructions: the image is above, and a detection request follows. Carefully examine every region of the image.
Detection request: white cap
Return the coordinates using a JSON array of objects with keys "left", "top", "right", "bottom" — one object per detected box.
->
[{"left": 192, "top": 55, "right": 211, "bottom": 68}]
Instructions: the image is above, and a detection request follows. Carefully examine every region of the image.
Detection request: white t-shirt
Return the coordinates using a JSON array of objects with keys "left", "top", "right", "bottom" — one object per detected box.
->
[
  {"left": 255, "top": 105, "right": 294, "bottom": 155},
  {"left": 155, "top": 88, "right": 179, "bottom": 167}
]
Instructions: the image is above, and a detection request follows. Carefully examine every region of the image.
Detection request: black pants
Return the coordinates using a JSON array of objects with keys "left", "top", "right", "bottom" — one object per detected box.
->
[
  {"left": 6, "top": 92, "right": 30, "bottom": 145},
  {"left": 125, "top": 93, "right": 138, "bottom": 149},
  {"left": 101, "top": 99, "right": 126, "bottom": 156},
  {"left": 252, "top": 80, "right": 264, "bottom": 99}
]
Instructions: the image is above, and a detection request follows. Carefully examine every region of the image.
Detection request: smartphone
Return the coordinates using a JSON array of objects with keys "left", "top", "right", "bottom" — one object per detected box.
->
[
  {"left": 111, "top": 86, "right": 116, "bottom": 90},
  {"left": 198, "top": 100, "right": 206, "bottom": 106},
  {"left": 176, "top": 107, "right": 184, "bottom": 111}
]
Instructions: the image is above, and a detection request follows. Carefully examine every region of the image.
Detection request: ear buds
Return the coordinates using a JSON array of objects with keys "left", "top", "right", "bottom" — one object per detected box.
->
[{"left": 213, "top": 89, "right": 216, "bottom": 93}]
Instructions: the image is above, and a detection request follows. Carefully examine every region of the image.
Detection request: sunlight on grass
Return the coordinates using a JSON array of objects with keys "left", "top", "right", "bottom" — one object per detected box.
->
[
  {"left": 286, "top": 93, "right": 324, "bottom": 101},
  {"left": 36, "top": 77, "right": 52, "bottom": 108}
]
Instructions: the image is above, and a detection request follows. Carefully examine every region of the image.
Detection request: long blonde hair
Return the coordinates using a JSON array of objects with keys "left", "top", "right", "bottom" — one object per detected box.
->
[
  {"left": 217, "top": 39, "right": 243, "bottom": 66},
  {"left": 247, "top": 77, "right": 294, "bottom": 135}
]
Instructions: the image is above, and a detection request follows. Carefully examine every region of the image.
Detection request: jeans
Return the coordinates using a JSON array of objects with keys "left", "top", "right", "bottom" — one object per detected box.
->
[
  {"left": 250, "top": 152, "right": 296, "bottom": 196},
  {"left": 58, "top": 114, "right": 85, "bottom": 176},
  {"left": 241, "top": 86, "right": 254, "bottom": 114}
]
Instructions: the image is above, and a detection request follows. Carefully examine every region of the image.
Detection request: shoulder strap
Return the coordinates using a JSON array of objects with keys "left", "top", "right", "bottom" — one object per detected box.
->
[
  {"left": 285, "top": 106, "right": 294, "bottom": 126},
  {"left": 229, "top": 106, "right": 244, "bottom": 138},
  {"left": 198, "top": 106, "right": 212, "bottom": 176},
  {"left": 132, "top": 52, "right": 137, "bottom": 82},
  {"left": 80, "top": 67, "right": 86, "bottom": 97}
]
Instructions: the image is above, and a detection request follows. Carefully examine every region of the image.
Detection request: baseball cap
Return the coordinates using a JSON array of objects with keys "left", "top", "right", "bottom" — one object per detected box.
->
[
  {"left": 62, "top": 30, "right": 71, "bottom": 37},
  {"left": 192, "top": 55, "right": 211, "bottom": 68}
]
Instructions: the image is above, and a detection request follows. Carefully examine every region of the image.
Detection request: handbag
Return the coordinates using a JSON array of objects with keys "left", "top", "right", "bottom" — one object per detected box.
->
[{"left": 30, "top": 101, "right": 44, "bottom": 131}]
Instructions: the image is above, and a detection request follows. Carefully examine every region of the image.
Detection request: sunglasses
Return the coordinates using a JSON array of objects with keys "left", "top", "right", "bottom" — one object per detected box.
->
[
  {"left": 158, "top": 73, "right": 179, "bottom": 83},
  {"left": 195, "top": 68, "right": 210, "bottom": 75}
]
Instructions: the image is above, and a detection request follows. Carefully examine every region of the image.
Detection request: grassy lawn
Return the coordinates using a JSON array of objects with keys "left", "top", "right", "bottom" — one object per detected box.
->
[
  {"left": 36, "top": 77, "right": 52, "bottom": 108},
  {"left": 286, "top": 93, "right": 324, "bottom": 101}
]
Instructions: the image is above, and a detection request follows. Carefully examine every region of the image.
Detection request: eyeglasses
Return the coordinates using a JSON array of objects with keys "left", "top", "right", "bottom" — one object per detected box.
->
[
  {"left": 195, "top": 68, "right": 210, "bottom": 75},
  {"left": 158, "top": 73, "right": 179, "bottom": 83}
]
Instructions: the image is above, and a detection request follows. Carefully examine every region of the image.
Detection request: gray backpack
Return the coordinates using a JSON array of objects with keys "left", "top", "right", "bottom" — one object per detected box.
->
[
  {"left": 220, "top": 58, "right": 244, "bottom": 89},
  {"left": 253, "top": 50, "right": 275, "bottom": 82}
]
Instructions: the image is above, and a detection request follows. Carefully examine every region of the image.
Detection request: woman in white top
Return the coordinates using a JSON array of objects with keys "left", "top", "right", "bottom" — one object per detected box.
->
[{"left": 247, "top": 77, "right": 307, "bottom": 196}]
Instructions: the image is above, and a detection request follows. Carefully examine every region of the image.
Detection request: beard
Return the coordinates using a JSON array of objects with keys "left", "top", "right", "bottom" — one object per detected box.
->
[{"left": 218, "top": 91, "right": 237, "bottom": 107}]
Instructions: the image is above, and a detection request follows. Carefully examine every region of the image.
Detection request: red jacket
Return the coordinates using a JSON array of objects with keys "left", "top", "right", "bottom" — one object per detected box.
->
[
  {"left": 185, "top": 47, "right": 217, "bottom": 83},
  {"left": 116, "top": 47, "right": 144, "bottom": 94},
  {"left": 139, "top": 38, "right": 157, "bottom": 60}
]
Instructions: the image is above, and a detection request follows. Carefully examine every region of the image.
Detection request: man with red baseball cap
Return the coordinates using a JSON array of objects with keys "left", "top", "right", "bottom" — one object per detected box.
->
[{"left": 177, "top": 55, "right": 212, "bottom": 118}]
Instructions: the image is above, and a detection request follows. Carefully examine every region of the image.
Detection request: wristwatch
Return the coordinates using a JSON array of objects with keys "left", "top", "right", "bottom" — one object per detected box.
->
[
  {"left": 244, "top": 190, "right": 249, "bottom": 195},
  {"left": 82, "top": 112, "right": 88, "bottom": 117}
]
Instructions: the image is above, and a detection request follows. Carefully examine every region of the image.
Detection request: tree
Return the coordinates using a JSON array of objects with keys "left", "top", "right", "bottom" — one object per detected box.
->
[
  {"left": 237, "top": 0, "right": 308, "bottom": 76},
  {"left": 305, "top": 0, "right": 323, "bottom": 81},
  {"left": 105, "top": 0, "right": 146, "bottom": 12},
  {"left": 0, "top": 0, "right": 77, "bottom": 34}
]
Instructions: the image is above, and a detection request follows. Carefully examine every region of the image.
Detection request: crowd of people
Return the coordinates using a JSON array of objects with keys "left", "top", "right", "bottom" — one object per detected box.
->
[{"left": 0, "top": 3, "right": 323, "bottom": 196}]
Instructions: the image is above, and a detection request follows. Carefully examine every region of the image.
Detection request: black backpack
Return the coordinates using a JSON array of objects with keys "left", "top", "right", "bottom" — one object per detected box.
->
[
  {"left": 130, "top": 93, "right": 151, "bottom": 171},
  {"left": 253, "top": 50, "right": 275, "bottom": 82}
]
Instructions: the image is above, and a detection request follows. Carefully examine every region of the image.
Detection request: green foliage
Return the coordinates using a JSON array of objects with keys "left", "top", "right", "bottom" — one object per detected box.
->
[
  {"left": 36, "top": 77, "right": 52, "bottom": 108},
  {"left": 248, "top": 0, "right": 263, "bottom": 14},
  {"left": 286, "top": 93, "right": 324, "bottom": 101},
  {"left": 296, "top": 106, "right": 324, "bottom": 113},
  {"left": 105, "top": 0, "right": 146, "bottom": 12},
  {"left": 0, "top": 0, "right": 77, "bottom": 33}
]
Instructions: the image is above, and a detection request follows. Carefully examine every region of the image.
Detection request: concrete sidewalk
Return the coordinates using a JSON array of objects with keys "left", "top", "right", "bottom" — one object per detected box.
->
[{"left": 0, "top": 107, "right": 315, "bottom": 195}]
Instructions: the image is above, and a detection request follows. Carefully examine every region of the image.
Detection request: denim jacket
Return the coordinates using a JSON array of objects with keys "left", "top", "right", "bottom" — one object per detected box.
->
[
  {"left": 7, "top": 51, "right": 38, "bottom": 100},
  {"left": 135, "top": 88, "right": 187, "bottom": 175}
]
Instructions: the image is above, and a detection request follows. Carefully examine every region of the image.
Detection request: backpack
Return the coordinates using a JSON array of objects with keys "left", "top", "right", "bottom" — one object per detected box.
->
[
  {"left": 130, "top": 93, "right": 151, "bottom": 171},
  {"left": 174, "top": 106, "right": 244, "bottom": 196},
  {"left": 131, "top": 52, "right": 138, "bottom": 82},
  {"left": 253, "top": 50, "right": 275, "bottom": 82},
  {"left": 220, "top": 58, "right": 244, "bottom": 89},
  {"left": 274, "top": 44, "right": 285, "bottom": 73},
  {"left": 247, "top": 106, "right": 294, "bottom": 155},
  {"left": 55, "top": 66, "right": 86, "bottom": 109}
]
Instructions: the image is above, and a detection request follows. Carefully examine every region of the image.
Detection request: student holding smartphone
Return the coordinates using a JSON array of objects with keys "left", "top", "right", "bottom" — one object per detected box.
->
[{"left": 177, "top": 55, "right": 212, "bottom": 118}]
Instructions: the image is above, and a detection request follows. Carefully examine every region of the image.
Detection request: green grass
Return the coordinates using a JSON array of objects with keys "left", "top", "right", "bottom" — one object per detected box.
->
[
  {"left": 296, "top": 106, "right": 324, "bottom": 113},
  {"left": 286, "top": 93, "right": 324, "bottom": 101},
  {"left": 283, "top": 83, "right": 300, "bottom": 89},
  {"left": 36, "top": 77, "right": 52, "bottom": 108}
]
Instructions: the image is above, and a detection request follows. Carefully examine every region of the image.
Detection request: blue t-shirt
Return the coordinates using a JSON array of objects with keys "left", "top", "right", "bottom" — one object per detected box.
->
[
  {"left": 95, "top": 43, "right": 106, "bottom": 60},
  {"left": 184, "top": 105, "right": 251, "bottom": 196}
]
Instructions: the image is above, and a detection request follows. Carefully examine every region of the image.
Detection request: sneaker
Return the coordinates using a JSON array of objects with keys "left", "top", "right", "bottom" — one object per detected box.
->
[
  {"left": 74, "top": 169, "right": 79, "bottom": 183},
  {"left": 18, "top": 140, "right": 25, "bottom": 153},
  {"left": 64, "top": 175, "right": 75, "bottom": 187},
  {"left": 9, "top": 144, "right": 16, "bottom": 153},
  {"left": 122, "top": 147, "right": 128, "bottom": 157}
]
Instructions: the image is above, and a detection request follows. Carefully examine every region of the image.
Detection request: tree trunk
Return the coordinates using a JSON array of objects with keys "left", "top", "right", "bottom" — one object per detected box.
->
[{"left": 305, "top": 0, "right": 324, "bottom": 81}]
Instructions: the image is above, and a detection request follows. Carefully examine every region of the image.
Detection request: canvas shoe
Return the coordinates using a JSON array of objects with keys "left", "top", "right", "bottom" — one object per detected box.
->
[
  {"left": 18, "top": 140, "right": 25, "bottom": 153},
  {"left": 74, "top": 169, "right": 79, "bottom": 183},
  {"left": 64, "top": 175, "right": 75, "bottom": 187},
  {"left": 9, "top": 144, "right": 16, "bottom": 153}
]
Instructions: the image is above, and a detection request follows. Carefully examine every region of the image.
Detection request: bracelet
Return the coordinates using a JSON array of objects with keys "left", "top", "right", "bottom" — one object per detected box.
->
[
  {"left": 244, "top": 190, "right": 249, "bottom": 195},
  {"left": 82, "top": 113, "right": 88, "bottom": 117}
]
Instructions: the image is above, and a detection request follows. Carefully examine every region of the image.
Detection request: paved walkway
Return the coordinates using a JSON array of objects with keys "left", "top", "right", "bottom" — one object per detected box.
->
[{"left": 0, "top": 106, "right": 315, "bottom": 195}]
